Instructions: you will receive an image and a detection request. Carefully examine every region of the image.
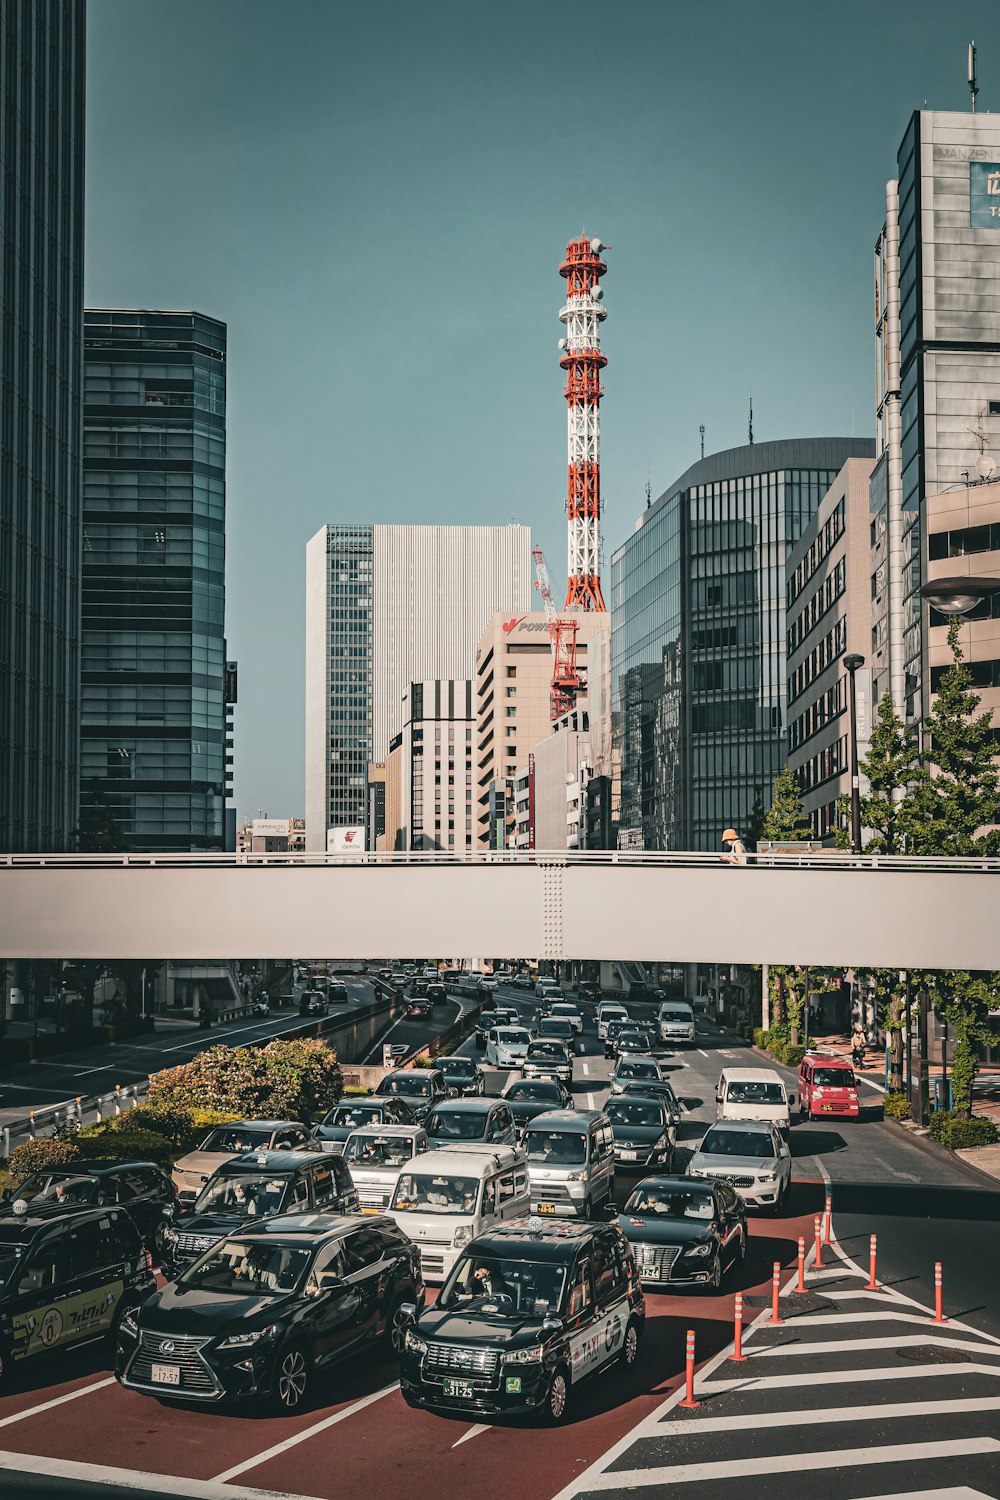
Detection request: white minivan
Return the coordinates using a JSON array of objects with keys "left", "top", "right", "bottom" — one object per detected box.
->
[
  {"left": 385, "top": 1142, "right": 529, "bottom": 1283},
  {"left": 596, "top": 1001, "right": 629, "bottom": 1040},
  {"left": 658, "top": 1000, "right": 695, "bottom": 1045},
  {"left": 715, "top": 1067, "right": 794, "bottom": 1133},
  {"left": 341, "top": 1123, "right": 428, "bottom": 1213}
]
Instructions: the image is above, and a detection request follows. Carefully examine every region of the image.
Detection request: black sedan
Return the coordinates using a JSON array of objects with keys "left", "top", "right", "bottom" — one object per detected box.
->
[
  {"left": 117, "top": 1213, "right": 423, "bottom": 1411},
  {"left": 501, "top": 1077, "right": 572, "bottom": 1133},
  {"left": 2, "top": 1160, "right": 177, "bottom": 1258},
  {"left": 604, "top": 1096, "right": 674, "bottom": 1172},
  {"left": 407, "top": 997, "right": 431, "bottom": 1019},
  {"left": 312, "top": 1099, "right": 413, "bottom": 1150},
  {"left": 604, "top": 1021, "right": 654, "bottom": 1060},
  {"left": 616, "top": 1175, "right": 747, "bottom": 1292},
  {"left": 427, "top": 982, "right": 447, "bottom": 1006},
  {"left": 618, "top": 1078, "right": 682, "bottom": 1131},
  {"left": 437, "top": 1056, "right": 485, "bottom": 1096}
]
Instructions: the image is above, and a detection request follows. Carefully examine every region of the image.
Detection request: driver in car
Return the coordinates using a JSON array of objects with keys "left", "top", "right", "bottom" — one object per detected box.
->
[{"left": 473, "top": 1263, "right": 510, "bottom": 1300}]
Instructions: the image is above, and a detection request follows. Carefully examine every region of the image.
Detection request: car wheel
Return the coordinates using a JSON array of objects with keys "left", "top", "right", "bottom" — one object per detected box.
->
[
  {"left": 273, "top": 1343, "right": 310, "bottom": 1412},
  {"left": 543, "top": 1365, "right": 571, "bottom": 1425},
  {"left": 583, "top": 1196, "right": 593, "bottom": 1221},
  {"left": 620, "top": 1318, "right": 640, "bottom": 1369},
  {"left": 383, "top": 1298, "right": 409, "bottom": 1358},
  {"left": 708, "top": 1255, "right": 723, "bottom": 1291},
  {"left": 152, "top": 1217, "right": 170, "bottom": 1259}
]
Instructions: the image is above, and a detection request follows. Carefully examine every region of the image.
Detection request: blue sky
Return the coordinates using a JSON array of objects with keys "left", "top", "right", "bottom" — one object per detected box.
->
[{"left": 85, "top": 0, "right": 999, "bottom": 816}]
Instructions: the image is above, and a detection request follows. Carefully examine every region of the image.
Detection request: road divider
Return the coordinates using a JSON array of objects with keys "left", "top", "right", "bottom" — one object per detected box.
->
[{"left": 678, "top": 1329, "right": 700, "bottom": 1408}]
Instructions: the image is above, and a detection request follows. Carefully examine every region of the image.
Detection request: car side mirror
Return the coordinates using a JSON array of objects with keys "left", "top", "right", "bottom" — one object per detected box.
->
[
  {"left": 541, "top": 1315, "right": 563, "bottom": 1334},
  {"left": 779, "top": 1144, "right": 790, "bottom": 1157},
  {"left": 397, "top": 1301, "right": 417, "bottom": 1326}
]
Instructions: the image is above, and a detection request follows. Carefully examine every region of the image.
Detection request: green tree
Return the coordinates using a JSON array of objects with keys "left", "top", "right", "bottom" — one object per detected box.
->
[
  {"left": 835, "top": 692, "right": 919, "bottom": 854},
  {"left": 761, "top": 765, "right": 812, "bottom": 843},
  {"left": 906, "top": 622, "right": 1000, "bottom": 1116},
  {"left": 744, "top": 788, "right": 768, "bottom": 851}
]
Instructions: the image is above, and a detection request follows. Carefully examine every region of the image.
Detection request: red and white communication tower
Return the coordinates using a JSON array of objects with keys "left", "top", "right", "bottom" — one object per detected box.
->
[
  {"left": 558, "top": 235, "right": 609, "bottom": 612},
  {"left": 532, "top": 545, "right": 581, "bottom": 721}
]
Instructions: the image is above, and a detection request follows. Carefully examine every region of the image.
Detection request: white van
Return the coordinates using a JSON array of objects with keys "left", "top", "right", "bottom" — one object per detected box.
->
[
  {"left": 658, "top": 1000, "right": 695, "bottom": 1045},
  {"left": 716, "top": 1067, "right": 794, "bottom": 1133},
  {"left": 385, "top": 1142, "right": 529, "bottom": 1283},
  {"left": 596, "top": 1001, "right": 629, "bottom": 1040},
  {"left": 341, "top": 1123, "right": 428, "bottom": 1213}
]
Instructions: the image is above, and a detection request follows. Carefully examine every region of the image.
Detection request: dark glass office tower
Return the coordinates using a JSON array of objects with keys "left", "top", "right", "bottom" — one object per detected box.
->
[
  {"left": 611, "top": 438, "right": 874, "bottom": 852},
  {"left": 81, "top": 311, "right": 227, "bottom": 850},
  {"left": 0, "top": 0, "right": 86, "bottom": 851}
]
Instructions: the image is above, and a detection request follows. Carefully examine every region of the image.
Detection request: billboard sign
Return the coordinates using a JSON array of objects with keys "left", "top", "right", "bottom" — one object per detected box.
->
[
  {"left": 327, "top": 826, "right": 366, "bottom": 853},
  {"left": 252, "top": 818, "right": 290, "bottom": 839},
  {"left": 969, "top": 162, "right": 1000, "bottom": 228}
]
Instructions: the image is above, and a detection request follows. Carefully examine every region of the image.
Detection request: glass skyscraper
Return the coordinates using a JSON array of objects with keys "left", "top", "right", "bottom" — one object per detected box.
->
[
  {"left": 611, "top": 438, "right": 873, "bottom": 851},
  {"left": 0, "top": 0, "right": 86, "bottom": 851},
  {"left": 80, "top": 310, "right": 228, "bottom": 850}
]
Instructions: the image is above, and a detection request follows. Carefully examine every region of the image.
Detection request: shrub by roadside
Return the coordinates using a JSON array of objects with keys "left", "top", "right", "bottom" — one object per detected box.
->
[
  {"left": 145, "top": 1037, "right": 342, "bottom": 1124},
  {"left": 883, "top": 1091, "right": 912, "bottom": 1120},
  {"left": 927, "top": 1111, "right": 999, "bottom": 1150},
  {"left": 76, "top": 1124, "right": 173, "bottom": 1166},
  {"left": 7, "top": 1137, "right": 81, "bottom": 1185}
]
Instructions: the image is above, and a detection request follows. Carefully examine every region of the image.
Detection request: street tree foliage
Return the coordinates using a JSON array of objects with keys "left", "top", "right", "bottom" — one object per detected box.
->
[
  {"left": 147, "top": 1038, "right": 343, "bottom": 1124},
  {"left": 835, "top": 692, "right": 919, "bottom": 855},
  {"left": 761, "top": 764, "right": 812, "bottom": 843}
]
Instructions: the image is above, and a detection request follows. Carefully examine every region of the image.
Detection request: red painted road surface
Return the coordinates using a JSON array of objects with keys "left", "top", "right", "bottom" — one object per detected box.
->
[{"left": 0, "top": 1184, "right": 824, "bottom": 1498}]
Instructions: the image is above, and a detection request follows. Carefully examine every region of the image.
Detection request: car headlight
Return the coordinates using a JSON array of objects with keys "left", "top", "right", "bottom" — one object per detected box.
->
[
  {"left": 681, "top": 1240, "right": 715, "bottom": 1259},
  {"left": 162, "top": 1226, "right": 178, "bottom": 1243},
  {"left": 404, "top": 1329, "right": 427, "bottom": 1355},
  {"left": 504, "top": 1345, "right": 544, "bottom": 1364},
  {"left": 654, "top": 1134, "right": 671, "bottom": 1152},
  {"left": 565, "top": 1172, "right": 582, "bottom": 1182},
  {"left": 218, "top": 1324, "right": 277, "bottom": 1349},
  {"left": 120, "top": 1309, "right": 140, "bottom": 1336},
  {"left": 758, "top": 1170, "right": 778, "bottom": 1182},
  {"left": 454, "top": 1224, "right": 473, "bottom": 1249}
]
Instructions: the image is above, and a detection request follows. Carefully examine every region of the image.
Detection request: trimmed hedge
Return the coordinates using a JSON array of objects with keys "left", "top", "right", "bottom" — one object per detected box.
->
[
  {"left": 77, "top": 1124, "right": 174, "bottom": 1165},
  {"left": 7, "top": 1137, "right": 81, "bottom": 1185},
  {"left": 883, "top": 1091, "right": 912, "bottom": 1121},
  {"left": 927, "top": 1111, "right": 999, "bottom": 1150},
  {"left": 752, "top": 1028, "right": 770, "bottom": 1050}
]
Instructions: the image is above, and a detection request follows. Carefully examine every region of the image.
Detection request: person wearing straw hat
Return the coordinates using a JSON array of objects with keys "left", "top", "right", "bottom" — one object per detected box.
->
[{"left": 721, "top": 828, "right": 747, "bottom": 866}]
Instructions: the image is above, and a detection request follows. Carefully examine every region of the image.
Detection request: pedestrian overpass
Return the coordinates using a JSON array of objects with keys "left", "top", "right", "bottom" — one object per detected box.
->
[{"left": 2, "top": 851, "right": 997, "bottom": 969}]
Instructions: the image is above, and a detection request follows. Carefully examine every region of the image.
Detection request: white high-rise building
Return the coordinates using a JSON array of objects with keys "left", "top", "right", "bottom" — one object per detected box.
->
[{"left": 305, "top": 524, "right": 532, "bottom": 850}]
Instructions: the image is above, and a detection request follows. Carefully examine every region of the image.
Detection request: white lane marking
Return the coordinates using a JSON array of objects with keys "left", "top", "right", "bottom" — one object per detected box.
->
[
  {"left": 587, "top": 1092, "right": 595, "bottom": 1108},
  {"left": 451, "top": 1422, "right": 492, "bottom": 1447},
  {"left": 745, "top": 1334, "right": 1000, "bottom": 1360},
  {"left": 0, "top": 1376, "right": 115, "bottom": 1429},
  {"left": 211, "top": 1379, "right": 399, "bottom": 1483},
  {"left": 0, "top": 1452, "right": 307, "bottom": 1499},
  {"left": 771, "top": 1311, "right": 989, "bottom": 1330},
  {"left": 583, "top": 1063, "right": 591, "bottom": 1075},
  {"left": 697, "top": 1049, "right": 708, "bottom": 1057},
  {"left": 700, "top": 1362, "right": 1000, "bottom": 1393},
  {"left": 862, "top": 1491, "right": 996, "bottom": 1500},
  {"left": 656, "top": 1396, "right": 1000, "bottom": 1435},
  {"left": 578, "top": 1439, "right": 1000, "bottom": 1491}
]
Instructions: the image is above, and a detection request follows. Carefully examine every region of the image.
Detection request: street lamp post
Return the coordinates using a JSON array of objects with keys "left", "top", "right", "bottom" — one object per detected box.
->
[{"left": 843, "top": 653, "right": 865, "bottom": 855}]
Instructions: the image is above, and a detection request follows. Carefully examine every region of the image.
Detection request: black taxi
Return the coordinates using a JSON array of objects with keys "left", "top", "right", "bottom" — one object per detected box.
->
[
  {"left": 0, "top": 1203, "right": 156, "bottom": 1389},
  {"left": 163, "top": 1149, "right": 357, "bottom": 1272},
  {"left": 399, "top": 1215, "right": 644, "bottom": 1424}
]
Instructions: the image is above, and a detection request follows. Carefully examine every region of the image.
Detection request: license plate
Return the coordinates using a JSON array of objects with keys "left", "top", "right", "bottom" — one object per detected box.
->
[
  {"left": 619, "top": 1149, "right": 637, "bottom": 1160},
  {"left": 821, "top": 1104, "right": 833, "bottom": 1112},
  {"left": 442, "top": 1377, "right": 475, "bottom": 1398},
  {"left": 151, "top": 1363, "right": 180, "bottom": 1386},
  {"left": 537, "top": 1203, "right": 555, "bottom": 1214},
  {"left": 640, "top": 1263, "right": 660, "bottom": 1279}
]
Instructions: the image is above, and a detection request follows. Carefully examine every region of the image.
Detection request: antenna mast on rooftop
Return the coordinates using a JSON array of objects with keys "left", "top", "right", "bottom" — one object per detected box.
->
[
  {"left": 969, "top": 41, "right": 979, "bottom": 113},
  {"left": 558, "top": 235, "right": 609, "bottom": 612}
]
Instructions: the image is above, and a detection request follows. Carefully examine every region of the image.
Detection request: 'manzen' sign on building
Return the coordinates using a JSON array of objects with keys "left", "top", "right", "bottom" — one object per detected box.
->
[{"left": 970, "top": 162, "right": 1000, "bottom": 228}]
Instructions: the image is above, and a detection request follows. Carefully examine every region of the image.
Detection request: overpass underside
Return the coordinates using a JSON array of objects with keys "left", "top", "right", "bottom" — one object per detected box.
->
[{"left": 1, "top": 855, "right": 997, "bottom": 969}]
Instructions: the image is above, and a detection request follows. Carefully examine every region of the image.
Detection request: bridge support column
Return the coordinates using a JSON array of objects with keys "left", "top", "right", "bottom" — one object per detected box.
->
[{"left": 541, "top": 861, "right": 566, "bottom": 962}]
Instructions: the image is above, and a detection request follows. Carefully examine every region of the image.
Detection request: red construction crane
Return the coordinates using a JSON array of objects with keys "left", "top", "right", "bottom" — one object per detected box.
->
[{"left": 533, "top": 545, "right": 582, "bottom": 720}]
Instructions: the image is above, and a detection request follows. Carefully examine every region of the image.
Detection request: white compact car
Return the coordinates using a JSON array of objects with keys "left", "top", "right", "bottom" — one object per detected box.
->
[{"left": 485, "top": 1025, "right": 533, "bottom": 1069}]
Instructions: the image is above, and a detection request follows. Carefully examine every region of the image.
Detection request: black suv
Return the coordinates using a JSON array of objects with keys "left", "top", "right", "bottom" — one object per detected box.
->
[
  {"left": 436, "top": 1056, "right": 485, "bottom": 1097},
  {"left": 312, "top": 1098, "right": 413, "bottom": 1150},
  {"left": 2, "top": 1161, "right": 176, "bottom": 1259},
  {"left": 0, "top": 1204, "right": 156, "bottom": 1388},
  {"left": 117, "top": 1213, "right": 423, "bottom": 1411},
  {"left": 399, "top": 1215, "right": 644, "bottom": 1424},
  {"left": 372, "top": 1068, "right": 447, "bottom": 1123},
  {"left": 164, "top": 1150, "right": 357, "bottom": 1272}
]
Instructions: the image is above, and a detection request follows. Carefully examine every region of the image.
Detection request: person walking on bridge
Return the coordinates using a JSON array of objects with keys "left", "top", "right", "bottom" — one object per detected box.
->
[{"left": 721, "top": 828, "right": 747, "bottom": 866}]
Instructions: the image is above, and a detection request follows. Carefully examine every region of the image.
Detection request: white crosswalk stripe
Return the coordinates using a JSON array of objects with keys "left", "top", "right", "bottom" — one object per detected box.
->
[{"left": 554, "top": 1237, "right": 1000, "bottom": 1500}]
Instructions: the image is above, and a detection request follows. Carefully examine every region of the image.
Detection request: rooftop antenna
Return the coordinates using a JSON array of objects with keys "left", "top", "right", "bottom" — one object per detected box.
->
[
  {"left": 969, "top": 40, "right": 979, "bottom": 113},
  {"left": 644, "top": 473, "right": 652, "bottom": 509},
  {"left": 748, "top": 388, "right": 754, "bottom": 447},
  {"left": 699, "top": 423, "right": 705, "bottom": 460}
]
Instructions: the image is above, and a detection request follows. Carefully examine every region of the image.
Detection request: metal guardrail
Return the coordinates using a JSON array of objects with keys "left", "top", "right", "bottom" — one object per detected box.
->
[{"left": 2, "top": 850, "right": 998, "bottom": 873}]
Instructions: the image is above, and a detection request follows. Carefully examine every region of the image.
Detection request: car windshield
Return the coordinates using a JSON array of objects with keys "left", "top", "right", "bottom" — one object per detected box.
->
[
  {"left": 623, "top": 1082, "right": 676, "bottom": 1104},
  {"left": 552, "top": 1006, "right": 578, "bottom": 1017},
  {"left": 325, "top": 1104, "right": 385, "bottom": 1128},
  {"left": 661, "top": 1009, "right": 691, "bottom": 1022},
  {"left": 194, "top": 1173, "right": 291, "bottom": 1217},
  {"left": 439, "top": 1254, "right": 567, "bottom": 1318},
  {"left": 726, "top": 1082, "right": 785, "bottom": 1104},
  {"left": 345, "top": 1133, "right": 416, "bottom": 1167},
  {"left": 12, "top": 1172, "right": 98, "bottom": 1206},
  {"left": 507, "top": 1081, "right": 562, "bottom": 1102},
  {"left": 701, "top": 1128, "right": 774, "bottom": 1160},
  {"left": 439, "top": 1060, "right": 475, "bottom": 1078},
  {"left": 181, "top": 1238, "right": 311, "bottom": 1296},
  {"left": 380, "top": 1075, "right": 431, "bottom": 1097},
  {"left": 528, "top": 1042, "right": 566, "bottom": 1058},
  {"left": 625, "top": 1185, "right": 715, "bottom": 1220},
  {"left": 606, "top": 1100, "right": 663, "bottom": 1128},
  {"left": 198, "top": 1127, "right": 273, "bottom": 1153},
  {"left": 813, "top": 1068, "right": 855, "bottom": 1088},
  {"left": 391, "top": 1173, "right": 480, "bottom": 1214},
  {"left": 524, "top": 1129, "right": 587, "bottom": 1165},
  {"left": 497, "top": 1029, "right": 530, "bottom": 1045},
  {"left": 618, "top": 1060, "right": 658, "bottom": 1078},
  {"left": 539, "top": 1021, "right": 573, "bottom": 1037},
  {"left": 427, "top": 1110, "right": 488, "bottom": 1141}
]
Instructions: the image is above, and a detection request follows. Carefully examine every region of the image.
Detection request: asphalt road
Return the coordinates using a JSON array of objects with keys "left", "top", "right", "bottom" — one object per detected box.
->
[{"left": 0, "top": 982, "right": 996, "bottom": 1500}]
